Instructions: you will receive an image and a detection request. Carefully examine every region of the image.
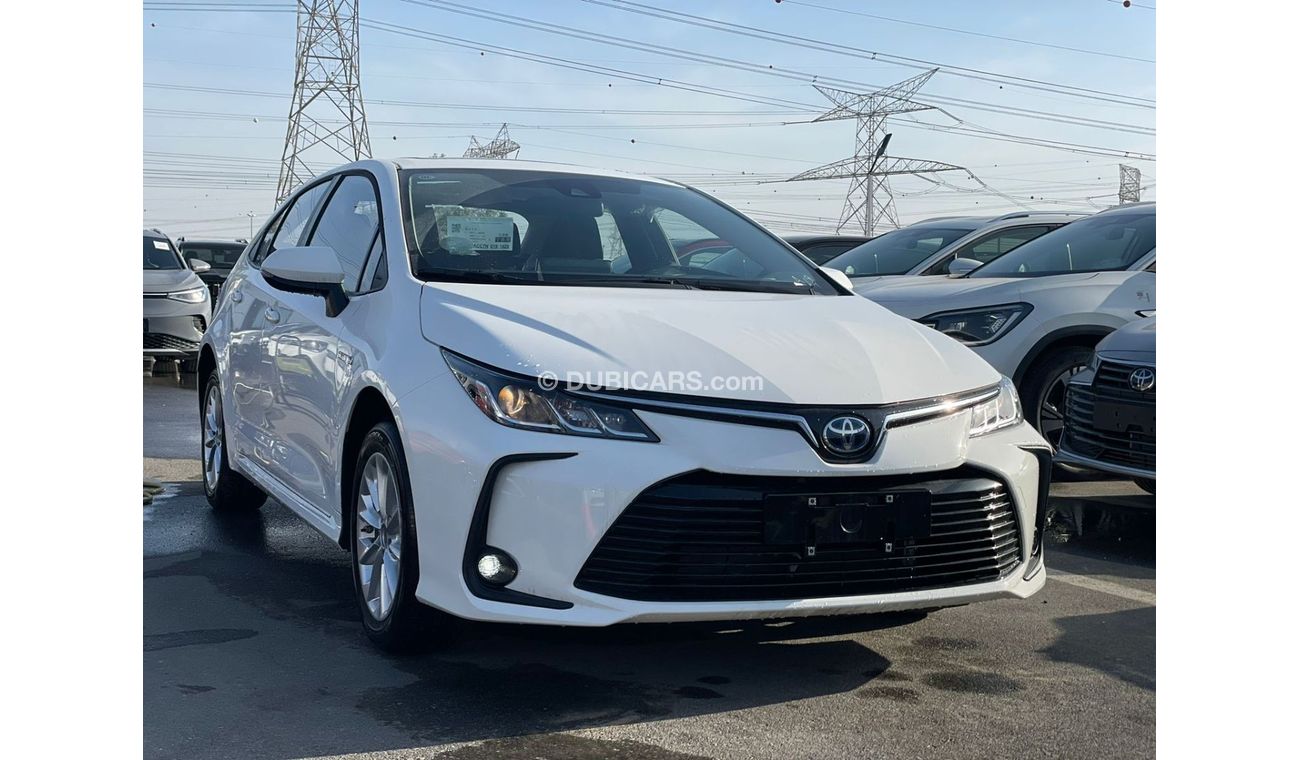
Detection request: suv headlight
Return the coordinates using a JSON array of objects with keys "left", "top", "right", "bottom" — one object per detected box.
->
[
  {"left": 443, "top": 350, "right": 657, "bottom": 441},
  {"left": 166, "top": 286, "right": 208, "bottom": 304},
  {"left": 969, "top": 376, "right": 1022, "bottom": 437},
  {"left": 919, "top": 303, "right": 1031, "bottom": 346}
]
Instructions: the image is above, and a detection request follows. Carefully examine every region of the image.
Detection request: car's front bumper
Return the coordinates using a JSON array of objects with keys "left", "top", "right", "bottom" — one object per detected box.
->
[
  {"left": 144, "top": 296, "right": 210, "bottom": 356},
  {"left": 398, "top": 370, "right": 1051, "bottom": 626}
]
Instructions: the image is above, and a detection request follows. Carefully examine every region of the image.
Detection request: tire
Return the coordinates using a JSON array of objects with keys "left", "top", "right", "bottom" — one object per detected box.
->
[
  {"left": 350, "top": 421, "right": 451, "bottom": 652},
  {"left": 1021, "top": 345, "right": 1093, "bottom": 448},
  {"left": 201, "top": 370, "right": 267, "bottom": 512},
  {"left": 1133, "top": 477, "right": 1156, "bottom": 495}
]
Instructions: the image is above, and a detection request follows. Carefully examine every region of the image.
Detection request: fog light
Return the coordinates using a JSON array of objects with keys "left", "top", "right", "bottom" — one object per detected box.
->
[{"left": 476, "top": 550, "right": 517, "bottom": 585}]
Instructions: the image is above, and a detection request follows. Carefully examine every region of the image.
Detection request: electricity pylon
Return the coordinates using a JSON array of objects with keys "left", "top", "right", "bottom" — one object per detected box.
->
[
  {"left": 276, "top": 0, "right": 371, "bottom": 204},
  {"left": 464, "top": 124, "right": 521, "bottom": 159},
  {"left": 786, "top": 69, "right": 966, "bottom": 235},
  {"left": 1118, "top": 164, "right": 1142, "bottom": 203}
]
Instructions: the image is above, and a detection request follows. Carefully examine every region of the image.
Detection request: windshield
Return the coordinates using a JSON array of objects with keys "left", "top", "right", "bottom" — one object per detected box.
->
[
  {"left": 824, "top": 226, "right": 977, "bottom": 276},
  {"left": 143, "top": 236, "right": 184, "bottom": 270},
  {"left": 970, "top": 211, "right": 1155, "bottom": 278},
  {"left": 181, "top": 243, "right": 245, "bottom": 269},
  {"left": 399, "top": 169, "right": 837, "bottom": 295}
]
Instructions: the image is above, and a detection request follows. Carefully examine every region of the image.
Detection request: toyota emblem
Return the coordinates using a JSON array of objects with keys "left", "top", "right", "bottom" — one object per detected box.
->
[
  {"left": 1128, "top": 367, "right": 1155, "bottom": 392},
  {"left": 822, "top": 415, "right": 872, "bottom": 455}
]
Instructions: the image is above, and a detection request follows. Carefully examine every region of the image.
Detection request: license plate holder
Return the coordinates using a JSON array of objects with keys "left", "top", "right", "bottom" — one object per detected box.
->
[
  {"left": 763, "top": 490, "right": 931, "bottom": 547},
  {"left": 1093, "top": 400, "right": 1154, "bottom": 434}
]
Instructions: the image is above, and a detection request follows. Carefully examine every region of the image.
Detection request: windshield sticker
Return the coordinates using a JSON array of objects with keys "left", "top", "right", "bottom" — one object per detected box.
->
[
  {"left": 153, "top": 240, "right": 171, "bottom": 250},
  {"left": 444, "top": 216, "right": 514, "bottom": 252}
]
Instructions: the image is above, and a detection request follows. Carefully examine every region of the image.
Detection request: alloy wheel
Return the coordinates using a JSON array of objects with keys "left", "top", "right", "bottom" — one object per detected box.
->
[
  {"left": 202, "top": 384, "right": 223, "bottom": 491},
  {"left": 355, "top": 452, "right": 403, "bottom": 621},
  {"left": 1039, "top": 364, "right": 1086, "bottom": 446}
]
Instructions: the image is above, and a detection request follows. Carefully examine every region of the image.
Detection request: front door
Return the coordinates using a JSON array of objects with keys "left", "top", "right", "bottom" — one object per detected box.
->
[{"left": 261, "top": 173, "right": 381, "bottom": 518}]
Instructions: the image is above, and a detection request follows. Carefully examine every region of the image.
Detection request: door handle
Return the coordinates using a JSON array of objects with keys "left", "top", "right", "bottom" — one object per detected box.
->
[
  {"left": 229, "top": 289, "right": 243, "bottom": 303},
  {"left": 264, "top": 307, "right": 281, "bottom": 324}
]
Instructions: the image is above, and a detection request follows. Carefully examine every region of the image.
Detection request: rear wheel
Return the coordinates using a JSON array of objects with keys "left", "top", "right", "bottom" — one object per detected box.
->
[
  {"left": 201, "top": 370, "right": 266, "bottom": 512},
  {"left": 1022, "top": 346, "right": 1093, "bottom": 447},
  {"left": 350, "top": 421, "right": 451, "bottom": 652}
]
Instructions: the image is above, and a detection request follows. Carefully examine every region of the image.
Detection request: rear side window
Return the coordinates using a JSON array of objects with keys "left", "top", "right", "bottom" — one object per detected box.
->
[{"left": 307, "top": 175, "right": 382, "bottom": 294}]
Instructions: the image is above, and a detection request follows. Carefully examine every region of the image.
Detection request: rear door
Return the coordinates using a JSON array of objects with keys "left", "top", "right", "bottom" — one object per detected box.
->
[{"left": 261, "top": 173, "right": 382, "bottom": 517}]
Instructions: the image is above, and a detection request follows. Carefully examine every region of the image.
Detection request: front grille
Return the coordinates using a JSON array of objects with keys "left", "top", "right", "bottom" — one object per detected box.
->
[
  {"left": 1095, "top": 361, "right": 1154, "bottom": 399},
  {"left": 574, "top": 470, "right": 1021, "bottom": 603},
  {"left": 143, "top": 333, "right": 199, "bottom": 352},
  {"left": 1061, "top": 376, "right": 1155, "bottom": 471}
]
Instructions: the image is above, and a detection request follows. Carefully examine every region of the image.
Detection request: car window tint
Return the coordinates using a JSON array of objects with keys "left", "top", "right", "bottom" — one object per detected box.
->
[
  {"left": 181, "top": 244, "right": 246, "bottom": 268},
  {"left": 824, "top": 227, "right": 976, "bottom": 276},
  {"left": 308, "top": 175, "right": 382, "bottom": 294},
  {"left": 802, "top": 242, "right": 856, "bottom": 265},
  {"left": 972, "top": 212, "right": 1156, "bottom": 278},
  {"left": 267, "top": 180, "right": 332, "bottom": 259},
  {"left": 966, "top": 225, "right": 1054, "bottom": 263}
]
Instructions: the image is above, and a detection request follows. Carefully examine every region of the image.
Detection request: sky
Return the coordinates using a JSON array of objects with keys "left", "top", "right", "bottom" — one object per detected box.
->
[{"left": 142, "top": 0, "right": 1156, "bottom": 241}]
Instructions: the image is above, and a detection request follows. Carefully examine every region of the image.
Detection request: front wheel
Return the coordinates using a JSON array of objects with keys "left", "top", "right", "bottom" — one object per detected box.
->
[
  {"left": 201, "top": 370, "right": 266, "bottom": 512},
  {"left": 350, "top": 421, "right": 451, "bottom": 652},
  {"left": 1022, "top": 346, "right": 1093, "bottom": 447}
]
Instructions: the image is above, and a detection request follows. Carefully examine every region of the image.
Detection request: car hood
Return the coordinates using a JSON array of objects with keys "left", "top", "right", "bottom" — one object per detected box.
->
[
  {"left": 1097, "top": 315, "right": 1155, "bottom": 361},
  {"left": 862, "top": 273, "right": 1102, "bottom": 318},
  {"left": 420, "top": 283, "right": 998, "bottom": 405},
  {"left": 143, "top": 269, "right": 203, "bottom": 294}
]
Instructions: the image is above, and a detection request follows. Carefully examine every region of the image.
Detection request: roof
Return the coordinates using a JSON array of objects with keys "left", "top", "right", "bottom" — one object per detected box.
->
[{"left": 377, "top": 157, "right": 681, "bottom": 186}]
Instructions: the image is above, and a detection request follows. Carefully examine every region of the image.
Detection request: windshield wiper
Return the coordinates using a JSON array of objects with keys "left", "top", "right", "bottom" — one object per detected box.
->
[
  {"left": 414, "top": 267, "right": 543, "bottom": 285},
  {"left": 679, "top": 278, "right": 814, "bottom": 294}
]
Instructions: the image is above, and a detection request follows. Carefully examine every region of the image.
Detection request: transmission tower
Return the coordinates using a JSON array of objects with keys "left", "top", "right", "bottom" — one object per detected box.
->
[
  {"left": 1118, "top": 164, "right": 1142, "bottom": 203},
  {"left": 276, "top": 0, "right": 371, "bottom": 203},
  {"left": 786, "top": 69, "right": 966, "bottom": 235},
  {"left": 463, "top": 124, "right": 521, "bottom": 159}
]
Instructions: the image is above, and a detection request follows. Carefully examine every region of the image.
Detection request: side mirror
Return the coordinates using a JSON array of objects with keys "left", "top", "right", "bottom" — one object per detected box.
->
[
  {"left": 820, "top": 266, "right": 855, "bottom": 292},
  {"left": 947, "top": 258, "right": 981, "bottom": 278},
  {"left": 188, "top": 259, "right": 212, "bottom": 274},
  {"left": 261, "top": 246, "right": 350, "bottom": 317}
]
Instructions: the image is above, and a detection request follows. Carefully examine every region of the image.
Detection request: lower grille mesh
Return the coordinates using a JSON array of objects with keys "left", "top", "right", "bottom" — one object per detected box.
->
[
  {"left": 143, "top": 333, "right": 199, "bottom": 352},
  {"left": 574, "top": 470, "right": 1021, "bottom": 603}
]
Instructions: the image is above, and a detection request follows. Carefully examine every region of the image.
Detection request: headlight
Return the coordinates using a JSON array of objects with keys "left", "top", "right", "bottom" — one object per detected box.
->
[
  {"left": 919, "top": 303, "right": 1031, "bottom": 346},
  {"left": 166, "top": 286, "right": 208, "bottom": 304},
  {"left": 443, "top": 350, "right": 657, "bottom": 441},
  {"left": 969, "top": 376, "right": 1022, "bottom": 437}
]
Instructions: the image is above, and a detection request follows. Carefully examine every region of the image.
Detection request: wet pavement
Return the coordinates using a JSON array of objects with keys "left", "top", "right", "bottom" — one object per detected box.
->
[{"left": 143, "top": 374, "right": 1155, "bottom": 760}]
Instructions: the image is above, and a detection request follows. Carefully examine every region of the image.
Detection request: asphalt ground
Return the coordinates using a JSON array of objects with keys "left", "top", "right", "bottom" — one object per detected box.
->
[{"left": 144, "top": 373, "right": 1155, "bottom": 760}]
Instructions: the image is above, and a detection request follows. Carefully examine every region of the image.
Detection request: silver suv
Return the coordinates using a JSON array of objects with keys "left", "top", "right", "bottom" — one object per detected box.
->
[
  {"left": 825, "top": 212, "right": 1085, "bottom": 286},
  {"left": 143, "top": 229, "right": 212, "bottom": 361}
]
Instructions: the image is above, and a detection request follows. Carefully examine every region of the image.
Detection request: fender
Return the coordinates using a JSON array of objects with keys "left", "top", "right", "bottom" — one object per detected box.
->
[{"left": 1012, "top": 325, "right": 1114, "bottom": 385}]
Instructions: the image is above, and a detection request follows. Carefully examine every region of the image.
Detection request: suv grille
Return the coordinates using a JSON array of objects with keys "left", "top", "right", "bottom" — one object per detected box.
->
[
  {"left": 1061, "top": 361, "right": 1156, "bottom": 471},
  {"left": 574, "top": 470, "right": 1020, "bottom": 603},
  {"left": 144, "top": 333, "right": 200, "bottom": 352}
]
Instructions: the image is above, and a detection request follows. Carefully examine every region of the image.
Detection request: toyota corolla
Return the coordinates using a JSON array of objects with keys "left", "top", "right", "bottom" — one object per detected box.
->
[{"left": 198, "top": 159, "right": 1051, "bottom": 650}]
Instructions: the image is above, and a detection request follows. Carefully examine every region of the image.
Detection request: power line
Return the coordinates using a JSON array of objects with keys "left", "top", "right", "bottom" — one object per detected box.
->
[
  {"left": 575, "top": 0, "right": 1154, "bottom": 107},
  {"left": 780, "top": 0, "right": 1154, "bottom": 63},
  {"left": 400, "top": 0, "right": 1155, "bottom": 134}
]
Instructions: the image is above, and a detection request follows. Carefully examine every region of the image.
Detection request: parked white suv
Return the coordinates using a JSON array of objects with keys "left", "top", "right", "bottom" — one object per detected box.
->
[
  {"left": 824, "top": 212, "right": 1083, "bottom": 286},
  {"left": 861, "top": 203, "right": 1156, "bottom": 446},
  {"left": 198, "top": 159, "right": 1050, "bottom": 650}
]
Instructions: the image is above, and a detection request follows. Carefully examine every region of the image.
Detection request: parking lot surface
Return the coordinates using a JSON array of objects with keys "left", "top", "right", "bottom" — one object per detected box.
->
[{"left": 144, "top": 375, "right": 1154, "bottom": 760}]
